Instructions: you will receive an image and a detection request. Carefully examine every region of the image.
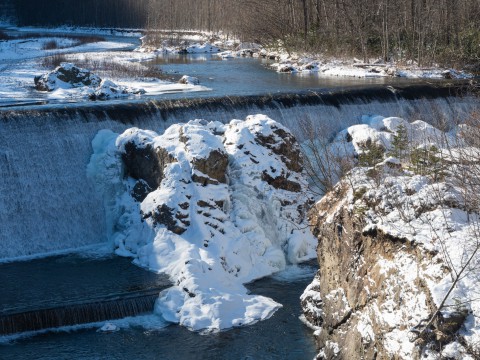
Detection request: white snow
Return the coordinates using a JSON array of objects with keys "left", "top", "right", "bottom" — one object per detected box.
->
[
  {"left": 268, "top": 55, "right": 472, "bottom": 79},
  {"left": 97, "top": 322, "right": 119, "bottom": 332},
  {"left": 88, "top": 115, "right": 316, "bottom": 332},
  {"left": 0, "top": 33, "right": 209, "bottom": 105}
]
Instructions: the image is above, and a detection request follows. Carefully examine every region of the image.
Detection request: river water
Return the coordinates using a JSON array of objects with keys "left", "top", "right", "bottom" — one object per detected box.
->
[
  {"left": 0, "top": 259, "right": 318, "bottom": 360},
  {"left": 148, "top": 53, "right": 427, "bottom": 100}
]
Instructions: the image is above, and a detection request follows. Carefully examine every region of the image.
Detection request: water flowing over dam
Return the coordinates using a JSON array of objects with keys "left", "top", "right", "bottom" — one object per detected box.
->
[
  {"left": 0, "top": 83, "right": 477, "bottom": 260},
  {"left": 0, "top": 255, "right": 171, "bottom": 335}
]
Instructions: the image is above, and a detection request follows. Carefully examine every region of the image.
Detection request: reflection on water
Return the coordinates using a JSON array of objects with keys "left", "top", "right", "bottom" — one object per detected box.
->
[{"left": 145, "top": 53, "right": 429, "bottom": 100}]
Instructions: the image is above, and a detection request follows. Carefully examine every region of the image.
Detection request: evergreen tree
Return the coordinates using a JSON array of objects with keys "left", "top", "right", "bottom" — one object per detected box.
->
[
  {"left": 358, "top": 141, "right": 385, "bottom": 167},
  {"left": 390, "top": 124, "right": 408, "bottom": 161}
]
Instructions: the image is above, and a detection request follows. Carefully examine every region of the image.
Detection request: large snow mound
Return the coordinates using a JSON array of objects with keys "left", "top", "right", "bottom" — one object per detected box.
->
[{"left": 88, "top": 115, "right": 317, "bottom": 332}]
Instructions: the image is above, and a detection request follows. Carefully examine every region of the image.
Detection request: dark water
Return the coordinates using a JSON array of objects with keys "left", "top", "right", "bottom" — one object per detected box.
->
[
  {"left": 0, "top": 254, "right": 170, "bottom": 315},
  {"left": 0, "top": 260, "right": 318, "bottom": 360}
]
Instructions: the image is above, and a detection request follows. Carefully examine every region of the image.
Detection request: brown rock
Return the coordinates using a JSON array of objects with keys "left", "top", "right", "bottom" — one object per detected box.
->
[
  {"left": 303, "top": 181, "right": 449, "bottom": 359},
  {"left": 261, "top": 171, "right": 301, "bottom": 192},
  {"left": 255, "top": 126, "right": 303, "bottom": 172},
  {"left": 122, "top": 142, "right": 175, "bottom": 191},
  {"left": 191, "top": 149, "right": 229, "bottom": 184}
]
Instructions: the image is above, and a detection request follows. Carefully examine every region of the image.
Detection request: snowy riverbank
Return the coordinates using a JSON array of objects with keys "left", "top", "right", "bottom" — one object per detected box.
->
[
  {"left": 302, "top": 115, "right": 480, "bottom": 359},
  {"left": 0, "top": 28, "right": 209, "bottom": 106}
]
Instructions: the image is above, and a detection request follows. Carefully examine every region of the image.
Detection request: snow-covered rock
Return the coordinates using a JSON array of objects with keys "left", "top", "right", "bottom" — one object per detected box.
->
[
  {"left": 302, "top": 118, "right": 480, "bottom": 359},
  {"left": 182, "top": 43, "right": 221, "bottom": 54},
  {"left": 97, "top": 322, "right": 119, "bottom": 333},
  {"left": 34, "top": 63, "right": 146, "bottom": 100},
  {"left": 178, "top": 75, "right": 199, "bottom": 85},
  {"left": 89, "top": 79, "right": 145, "bottom": 100},
  {"left": 34, "top": 62, "right": 101, "bottom": 91},
  {"left": 88, "top": 115, "right": 316, "bottom": 332}
]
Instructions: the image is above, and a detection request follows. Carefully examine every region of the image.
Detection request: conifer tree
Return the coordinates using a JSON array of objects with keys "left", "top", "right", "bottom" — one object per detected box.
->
[{"left": 390, "top": 124, "right": 408, "bottom": 161}]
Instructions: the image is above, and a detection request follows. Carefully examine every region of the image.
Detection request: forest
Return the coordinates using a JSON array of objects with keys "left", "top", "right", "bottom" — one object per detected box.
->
[{"left": 7, "top": 0, "right": 480, "bottom": 68}]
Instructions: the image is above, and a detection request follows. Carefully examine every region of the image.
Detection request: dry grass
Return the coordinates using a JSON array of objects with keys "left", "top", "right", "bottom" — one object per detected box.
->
[
  {"left": 39, "top": 53, "right": 165, "bottom": 80},
  {"left": 42, "top": 40, "right": 59, "bottom": 50},
  {"left": 0, "top": 31, "right": 12, "bottom": 41},
  {"left": 40, "top": 53, "right": 69, "bottom": 68}
]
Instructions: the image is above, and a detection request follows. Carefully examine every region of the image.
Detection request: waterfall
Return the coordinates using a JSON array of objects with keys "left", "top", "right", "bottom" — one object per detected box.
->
[
  {"left": 0, "top": 83, "right": 477, "bottom": 259},
  {"left": 0, "top": 292, "right": 159, "bottom": 335}
]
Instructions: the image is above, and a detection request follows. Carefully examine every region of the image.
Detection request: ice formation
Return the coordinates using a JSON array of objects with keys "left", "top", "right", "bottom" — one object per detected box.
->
[{"left": 88, "top": 115, "right": 316, "bottom": 331}]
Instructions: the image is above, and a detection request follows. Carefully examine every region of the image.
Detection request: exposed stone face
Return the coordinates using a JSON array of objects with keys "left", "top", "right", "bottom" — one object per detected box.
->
[
  {"left": 255, "top": 125, "right": 303, "bottom": 173},
  {"left": 306, "top": 190, "right": 425, "bottom": 359},
  {"left": 261, "top": 170, "right": 302, "bottom": 192},
  {"left": 192, "top": 149, "right": 229, "bottom": 184},
  {"left": 131, "top": 179, "right": 152, "bottom": 202},
  {"left": 122, "top": 142, "right": 175, "bottom": 191},
  {"left": 146, "top": 204, "right": 188, "bottom": 235},
  {"left": 302, "top": 173, "right": 476, "bottom": 359}
]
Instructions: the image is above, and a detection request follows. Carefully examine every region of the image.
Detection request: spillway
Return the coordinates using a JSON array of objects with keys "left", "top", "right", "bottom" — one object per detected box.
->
[{"left": 0, "top": 83, "right": 477, "bottom": 259}]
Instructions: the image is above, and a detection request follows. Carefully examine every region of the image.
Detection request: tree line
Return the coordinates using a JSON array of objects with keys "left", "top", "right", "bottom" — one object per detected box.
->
[{"left": 8, "top": 0, "right": 480, "bottom": 67}]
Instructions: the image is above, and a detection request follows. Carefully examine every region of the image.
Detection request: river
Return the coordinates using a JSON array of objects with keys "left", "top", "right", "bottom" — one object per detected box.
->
[{"left": 0, "top": 257, "right": 318, "bottom": 360}]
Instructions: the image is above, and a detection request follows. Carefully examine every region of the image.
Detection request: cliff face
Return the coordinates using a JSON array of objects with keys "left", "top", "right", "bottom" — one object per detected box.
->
[
  {"left": 301, "top": 116, "right": 480, "bottom": 360},
  {"left": 304, "top": 182, "right": 433, "bottom": 359}
]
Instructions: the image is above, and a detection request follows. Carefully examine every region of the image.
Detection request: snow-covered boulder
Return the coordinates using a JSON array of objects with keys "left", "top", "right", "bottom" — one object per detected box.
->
[
  {"left": 88, "top": 115, "right": 317, "bottom": 332},
  {"left": 277, "top": 64, "right": 295, "bottom": 73},
  {"left": 34, "top": 63, "right": 101, "bottom": 92},
  {"left": 89, "top": 79, "right": 145, "bottom": 100},
  {"left": 178, "top": 75, "right": 199, "bottom": 85},
  {"left": 183, "top": 43, "right": 221, "bottom": 53}
]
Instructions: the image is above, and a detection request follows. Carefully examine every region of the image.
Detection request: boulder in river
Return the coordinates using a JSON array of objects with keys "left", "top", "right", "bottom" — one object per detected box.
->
[{"left": 34, "top": 62, "right": 102, "bottom": 91}]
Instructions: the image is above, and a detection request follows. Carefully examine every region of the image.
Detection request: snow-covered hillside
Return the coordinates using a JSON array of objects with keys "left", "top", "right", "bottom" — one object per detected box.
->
[
  {"left": 88, "top": 115, "right": 317, "bottom": 331},
  {"left": 302, "top": 116, "right": 480, "bottom": 359}
]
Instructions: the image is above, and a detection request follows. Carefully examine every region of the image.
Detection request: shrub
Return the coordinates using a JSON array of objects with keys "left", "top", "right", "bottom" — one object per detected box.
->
[
  {"left": 389, "top": 124, "right": 409, "bottom": 161},
  {"left": 410, "top": 145, "right": 445, "bottom": 180},
  {"left": 358, "top": 141, "right": 385, "bottom": 167},
  {"left": 42, "top": 40, "right": 59, "bottom": 50},
  {"left": 40, "top": 53, "right": 69, "bottom": 68}
]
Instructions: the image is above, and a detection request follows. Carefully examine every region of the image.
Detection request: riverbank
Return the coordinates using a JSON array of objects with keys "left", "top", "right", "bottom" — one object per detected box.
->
[
  {"left": 0, "top": 27, "right": 209, "bottom": 107},
  {"left": 302, "top": 115, "right": 480, "bottom": 359}
]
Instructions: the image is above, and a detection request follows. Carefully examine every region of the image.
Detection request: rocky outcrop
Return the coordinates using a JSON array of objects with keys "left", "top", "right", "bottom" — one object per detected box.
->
[
  {"left": 113, "top": 116, "right": 311, "bottom": 252},
  {"left": 301, "top": 117, "right": 480, "bottom": 359},
  {"left": 89, "top": 115, "right": 317, "bottom": 332},
  {"left": 34, "top": 63, "right": 101, "bottom": 91},
  {"left": 302, "top": 175, "right": 473, "bottom": 359}
]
